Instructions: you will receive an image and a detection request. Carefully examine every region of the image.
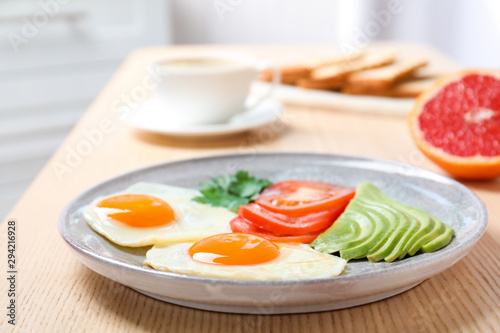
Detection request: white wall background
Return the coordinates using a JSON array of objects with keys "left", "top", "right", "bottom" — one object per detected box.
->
[
  {"left": 169, "top": 0, "right": 500, "bottom": 68},
  {"left": 0, "top": 0, "right": 171, "bottom": 220}
]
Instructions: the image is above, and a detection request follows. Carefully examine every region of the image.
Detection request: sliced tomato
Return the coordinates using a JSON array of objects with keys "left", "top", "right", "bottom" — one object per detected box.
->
[
  {"left": 256, "top": 181, "right": 355, "bottom": 217},
  {"left": 229, "top": 216, "right": 324, "bottom": 243},
  {"left": 238, "top": 203, "right": 345, "bottom": 235}
]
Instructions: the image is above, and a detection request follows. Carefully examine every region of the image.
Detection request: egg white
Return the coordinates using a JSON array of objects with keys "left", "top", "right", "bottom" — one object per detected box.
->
[
  {"left": 144, "top": 242, "right": 347, "bottom": 280},
  {"left": 83, "top": 182, "right": 236, "bottom": 247}
]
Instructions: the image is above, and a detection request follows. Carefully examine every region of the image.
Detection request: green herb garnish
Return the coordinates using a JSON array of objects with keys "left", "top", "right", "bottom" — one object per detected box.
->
[{"left": 192, "top": 170, "right": 272, "bottom": 212}]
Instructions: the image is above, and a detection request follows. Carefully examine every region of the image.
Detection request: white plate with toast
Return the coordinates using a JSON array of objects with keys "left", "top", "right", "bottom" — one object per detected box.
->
[{"left": 257, "top": 48, "right": 444, "bottom": 115}]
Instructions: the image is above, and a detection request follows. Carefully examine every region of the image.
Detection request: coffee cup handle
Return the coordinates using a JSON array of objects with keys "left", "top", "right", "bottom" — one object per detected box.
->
[{"left": 245, "top": 62, "right": 280, "bottom": 110}]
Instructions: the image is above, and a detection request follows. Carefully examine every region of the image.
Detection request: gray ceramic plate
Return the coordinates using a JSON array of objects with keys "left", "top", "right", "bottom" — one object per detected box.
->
[{"left": 58, "top": 153, "right": 487, "bottom": 314}]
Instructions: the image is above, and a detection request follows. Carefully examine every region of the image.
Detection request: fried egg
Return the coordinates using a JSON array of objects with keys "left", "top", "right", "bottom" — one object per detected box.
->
[
  {"left": 82, "top": 182, "right": 236, "bottom": 247},
  {"left": 144, "top": 233, "right": 346, "bottom": 280}
]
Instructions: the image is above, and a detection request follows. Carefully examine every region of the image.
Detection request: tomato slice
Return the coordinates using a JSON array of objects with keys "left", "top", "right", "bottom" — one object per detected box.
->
[
  {"left": 229, "top": 216, "right": 324, "bottom": 243},
  {"left": 255, "top": 181, "right": 355, "bottom": 217},
  {"left": 238, "top": 203, "right": 345, "bottom": 235}
]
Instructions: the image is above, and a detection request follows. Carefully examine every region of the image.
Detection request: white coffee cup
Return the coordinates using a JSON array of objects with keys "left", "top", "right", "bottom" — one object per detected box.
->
[{"left": 151, "top": 52, "right": 280, "bottom": 125}]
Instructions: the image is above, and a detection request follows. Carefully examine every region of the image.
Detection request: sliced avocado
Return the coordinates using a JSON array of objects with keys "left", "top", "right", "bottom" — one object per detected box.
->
[
  {"left": 396, "top": 206, "right": 436, "bottom": 259},
  {"left": 339, "top": 207, "right": 393, "bottom": 260},
  {"left": 354, "top": 199, "right": 402, "bottom": 260},
  {"left": 311, "top": 200, "right": 375, "bottom": 253},
  {"left": 356, "top": 184, "right": 426, "bottom": 262},
  {"left": 367, "top": 204, "right": 411, "bottom": 262},
  {"left": 407, "top": 216, "right": 445, "bottom": 256},
  {"left": 361, "top": 184, "right": 434, "bottom": 258},
  {"left": 383, "top": 209, "right": 420, "bottom": 262},
  {"left": 311, "top": 182, "right": 454, "bottom": 262},
  {"left": 311, "top": 203, "right": 374, "bottom": 253},
  {"left": 421, "top": 223, "right": 454, "bottom": 252}
]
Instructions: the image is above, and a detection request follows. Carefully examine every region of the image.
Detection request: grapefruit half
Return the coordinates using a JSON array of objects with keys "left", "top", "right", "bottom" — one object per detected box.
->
[{"left": 409, "top": 69, "right": 500, "bottom": 180}]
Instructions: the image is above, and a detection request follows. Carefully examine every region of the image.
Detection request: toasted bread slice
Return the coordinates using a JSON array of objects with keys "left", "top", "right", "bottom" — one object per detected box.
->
[
  {"left": 390, "top": 77, "right": 437, "bottom": 97},
  {"left": 307, "top": 52, "right": 365, "bottom": 69},
  {"left": 299, "top": 50, "right": 397, "bottom": 90},
  {"left": 347, "top": 57, "right": 429, "bottom": 90},
  {"left": 296, "top": 77, "right": 344, "bottom": 90},
  {"left": 311, "top": 49, "right": 397, "bottom": 81},
  {"left": 260, "top": 52, "right": 365, "bottom": 85},
  {"left": 342, "top": 76, "right": 438, "bottom": 98}
]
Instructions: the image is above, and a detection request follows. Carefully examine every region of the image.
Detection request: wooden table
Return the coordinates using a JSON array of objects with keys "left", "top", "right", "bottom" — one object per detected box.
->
[{"left": 2, "top": 44, "right": 499, "bottom": 332}]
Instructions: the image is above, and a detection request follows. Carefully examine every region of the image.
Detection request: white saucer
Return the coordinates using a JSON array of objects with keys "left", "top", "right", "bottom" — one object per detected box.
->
[{"left": 120, "top": 97, "right": 284, "bottom": 137}]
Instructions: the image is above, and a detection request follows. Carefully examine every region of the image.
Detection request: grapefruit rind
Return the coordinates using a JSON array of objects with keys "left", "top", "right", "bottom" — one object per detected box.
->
[{"left": 409, "top": 69, "right": 500, "bottom": 180}]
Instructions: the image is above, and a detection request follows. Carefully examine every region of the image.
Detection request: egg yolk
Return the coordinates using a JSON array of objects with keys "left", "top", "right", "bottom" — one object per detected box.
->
[
  {"left": 188, "top": 233, "right": 280, "bottom": 266},
  {"left": 97, "top": 194, "right": 175, "bottom": 228}
]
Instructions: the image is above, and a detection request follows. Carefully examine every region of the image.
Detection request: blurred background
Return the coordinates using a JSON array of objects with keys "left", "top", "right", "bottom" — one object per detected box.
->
[{"left": 0, "top": 0, "right": 498, "bottom": 219}]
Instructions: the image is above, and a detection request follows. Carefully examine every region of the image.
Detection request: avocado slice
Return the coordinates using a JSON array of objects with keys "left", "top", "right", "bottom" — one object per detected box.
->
[
  {"left": 367, "top": 204, "right": 412, "bottom": 262},
  {"left": 420, "top": 223, "right": 453, "bottom": 252},
  {"left": 339, "top": 206, "right": 394, "bottom": 260},
  {"left": 311, "top": 202, "right": 374, "bottom": 254},
  {"left": 311, "top": 182, "right": 454, "bottom": 262},
  {"left": 407, "top": 216, "right": 444, "bottom": 256},
  {"left": 382, "top": 211, "right": 419, "bottom": 262},
  {"left": 421, "top": 223, "right": 454, "bottom": 252},
  {"left": 359, "top": 191, "right": 435, "bottom": 260},
  {"left": 383, "top": 207, "right": 423, "bottom": 261},
  {"left": 357, "top": 185, "right": 425, "bottom": 262},
  {"left": 395, "top": 206, "right": 436, "bottom": 259},
  {"left": 352, "top": 199, "right": 402, "bottom": 260}
]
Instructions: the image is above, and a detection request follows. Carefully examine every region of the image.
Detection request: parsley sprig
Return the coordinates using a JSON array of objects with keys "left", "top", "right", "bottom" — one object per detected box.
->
[{"left": 192, "top": 170, "right": 272, "bottom": 212}]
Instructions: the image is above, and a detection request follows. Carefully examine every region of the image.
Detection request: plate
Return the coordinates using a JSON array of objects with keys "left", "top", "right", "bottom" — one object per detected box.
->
[
  {"left": 119, "top": 97, "right": 284, "bottom": 137},
  {"left": 252, "top": 81, "right": 415, "bottom": 116},
  {"left": 58, "top": 153, "right": 487, "bottom": 314}
]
